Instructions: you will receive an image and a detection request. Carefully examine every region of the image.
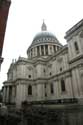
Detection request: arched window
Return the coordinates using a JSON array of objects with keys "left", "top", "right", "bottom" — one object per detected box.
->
[
  {"left": 61, "top": 79, "right": 66, "bottom": 92},
  {"left": 28, "top": 85, "right": 32, "bottom": 95}
]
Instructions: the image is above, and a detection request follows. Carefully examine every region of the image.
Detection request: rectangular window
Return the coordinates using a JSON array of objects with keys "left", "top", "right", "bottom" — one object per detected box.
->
[
  {"left": 28, "top": 85, "right": 32, "bottom": 95},
  {"left": 50, "top": 83, "right": 54, "bottom": 94},
  {"left": 44, "top": 84, "right": 47, "bottom": 97},
  {"left": 61, "top": 79, "right": 66, "bottom": 92},
  {"left": 74, "top": 42, "right": 79, "bottom": 54}
]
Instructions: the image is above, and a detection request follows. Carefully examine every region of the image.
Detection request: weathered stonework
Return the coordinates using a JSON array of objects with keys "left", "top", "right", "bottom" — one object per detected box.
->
[{"left": 3, "top": 19, "right": 83, "bottom": 107}]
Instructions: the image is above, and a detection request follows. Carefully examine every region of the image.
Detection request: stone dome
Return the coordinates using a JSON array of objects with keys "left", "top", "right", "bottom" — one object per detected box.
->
[
  {"left": 27, "top": 21, "right": 63, "bottom": 58},
  {"left": 33, "top": 31, "right": 56, "bottom": 41},
  {"left": 31, "top": 31, "right": 59, "bottom": 46},
  {"left": 30, "top": 21, "right": 62, "bottom": 47}
]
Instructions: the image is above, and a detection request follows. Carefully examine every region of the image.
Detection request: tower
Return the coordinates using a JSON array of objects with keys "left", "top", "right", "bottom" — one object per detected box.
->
[{"left": 0, "top": 0, "right": 11, "bottom": 69}]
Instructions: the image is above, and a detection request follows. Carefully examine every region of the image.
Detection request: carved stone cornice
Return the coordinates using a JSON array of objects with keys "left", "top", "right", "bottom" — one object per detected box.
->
[
  {"left": 69, "top": 54, "right": 83, "bottom": 64},
  {"left": 65, "top": 19, "right": 83, "bottom": 40}
]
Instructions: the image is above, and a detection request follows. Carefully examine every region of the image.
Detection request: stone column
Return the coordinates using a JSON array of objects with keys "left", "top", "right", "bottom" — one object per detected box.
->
[
  {"left": 44, "top": 45, "right": 45, "bottom": 55},
  {"left": 6, "top": 86, "right": 9, "bottom": 103},
  {"left": 32, "top": 48, "right": 34, "bottom": 57},
  {"left": 12, "top": 86, "right": 15, "bottom": 103},
  {"left": 28, "top": 52, "right": 29, "bottom": 58},
  {"left": 3, "top": 87, "right": 6, "bottom": 103},
  {"left": 40, "top": 46, "right": 41, "bottom": 55},
  {"left": 48, "top": 45, "right": 50, "bottom": 55},
  {"left": 31, "top": 49, "right": 33, "bottom": 58},
  {"left": 52, "top": 45, "right": 54, "bottom": 54},
  {"left": 29, "top": 50, "right": 31, "bottom": 58},
  {"left": 35, "top": 47, "right": 37, "bottom": 56},
  {"left": 53, "top": 45, "right": 56, "bottom": 53},
  {"left": 47, "top": 45, "right": 48, "bottom": 55},
  {"left": 48, "top": 45, "right": 53, "bottom": 55},
  {"left": 16, "top": 84, "right": 26, "bottom": 107},
  {"left": 5, "top": 86, "right": 7, "bottom": 103},
  {"left": 33, "top": 48, "right": 35, "bottom": 57},
  {"left": 45, "top": 45, "right": 48, "bottom": 55},
  {"left": 55, "top": 46, "right": 57, "bottom": 51},
  {"left": 56, "top": 46, "right": 57, "bottom": 51}
]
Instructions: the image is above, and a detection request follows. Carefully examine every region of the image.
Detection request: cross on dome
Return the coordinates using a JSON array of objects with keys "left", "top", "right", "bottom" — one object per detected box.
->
[{"left": 41, "top": 20, "right": 47, "bottom": 31}]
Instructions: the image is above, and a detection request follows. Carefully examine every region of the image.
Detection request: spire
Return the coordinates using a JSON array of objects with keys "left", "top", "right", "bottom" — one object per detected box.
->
[{"left": 41, "top": 20, "right": 47, "bottom": 31}]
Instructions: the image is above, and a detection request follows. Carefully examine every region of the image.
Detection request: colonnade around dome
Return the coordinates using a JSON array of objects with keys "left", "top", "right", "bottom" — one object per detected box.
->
[{"left": 28, "top": 44, "right": 61, "bottom": 58}]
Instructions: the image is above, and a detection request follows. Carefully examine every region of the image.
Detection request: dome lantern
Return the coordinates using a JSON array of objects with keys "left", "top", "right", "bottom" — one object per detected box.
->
[{"left": 41, "top": 20, "right": 47, "bottom": 31}]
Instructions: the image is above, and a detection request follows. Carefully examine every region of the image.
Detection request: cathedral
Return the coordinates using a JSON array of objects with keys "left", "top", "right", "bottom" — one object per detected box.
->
[{"left": 3, "top": 19, "right": 83, "bottom": 107}]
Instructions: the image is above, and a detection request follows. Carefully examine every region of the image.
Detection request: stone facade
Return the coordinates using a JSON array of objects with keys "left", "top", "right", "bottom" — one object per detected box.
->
[{"left": 3, "top": 19, "right": 83, "bottom": 107}]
